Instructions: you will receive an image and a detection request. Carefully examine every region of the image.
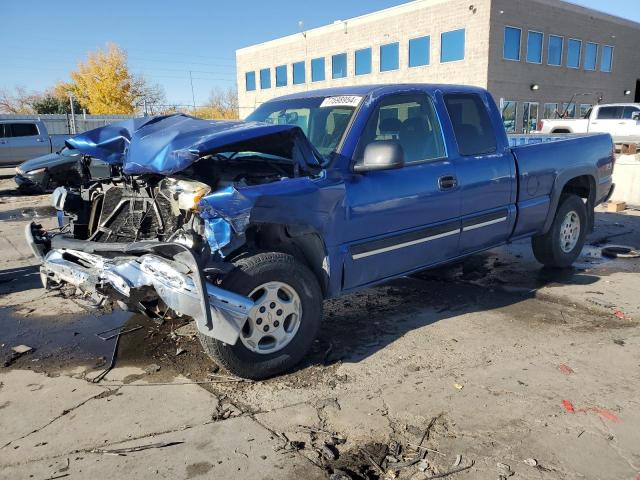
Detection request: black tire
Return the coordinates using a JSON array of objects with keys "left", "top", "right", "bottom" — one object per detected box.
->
[
  {"left": 198, "top": 251, "right": 322, "bottom": 379},
  {"left": 532, "top": 194, "right": 587, "bottom": 267}
]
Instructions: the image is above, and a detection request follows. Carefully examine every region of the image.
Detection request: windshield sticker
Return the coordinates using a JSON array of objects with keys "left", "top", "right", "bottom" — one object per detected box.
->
[{"left": 320, "top": 96, "right": 363, "bottom": 108}]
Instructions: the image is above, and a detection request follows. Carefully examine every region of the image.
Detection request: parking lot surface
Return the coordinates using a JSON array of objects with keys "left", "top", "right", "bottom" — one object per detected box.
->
[{"left": 1, "top": 176, "right": 639, "bottom": 480}]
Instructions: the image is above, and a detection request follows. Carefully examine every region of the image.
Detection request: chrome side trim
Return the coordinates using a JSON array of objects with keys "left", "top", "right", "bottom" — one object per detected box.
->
[
  {"left": 352, "top": 229, "right": 460, "bottom": 260},
  {"left": 462, "top": 217, "right": 508, "bottom": 232}
]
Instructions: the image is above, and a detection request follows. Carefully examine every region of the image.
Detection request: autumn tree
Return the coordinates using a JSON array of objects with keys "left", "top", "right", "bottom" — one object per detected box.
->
[
  {"left": 65, "top": 43, "right": 165, "bottom": 114},
  {"left": 192, "top": 87, "right": 239, "bottom": 120}
]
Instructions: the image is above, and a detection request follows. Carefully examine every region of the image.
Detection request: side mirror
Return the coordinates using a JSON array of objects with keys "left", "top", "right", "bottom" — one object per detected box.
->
[
  {"left": 353, "top": 141, "right": 405, "bottom": 173},
  {"left": 632, "top": 112, "right": 640, "bottom": 121}
]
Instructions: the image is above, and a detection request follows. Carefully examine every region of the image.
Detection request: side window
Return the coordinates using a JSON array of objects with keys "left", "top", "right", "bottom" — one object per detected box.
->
[
  {"left": 444, "top": 94, "right": 497, "bottom": 156},
  {"left": 622, "top": 107, "right": 640, "bottom": 119},
  {"left": 9, "top": 123, "right": 39, "bottom": 137},
  {"left": 597, "top": 106, "right": 622, "bottom": 120},
  {"left": 357, "top": 93, "right": 446, "bottom": 164},
  {"left": 0, "top": 124, "right": 6, "bottom": 138}
]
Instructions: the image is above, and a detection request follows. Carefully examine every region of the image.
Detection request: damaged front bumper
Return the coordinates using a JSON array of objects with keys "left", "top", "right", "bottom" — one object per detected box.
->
[{"left": 26, "top": 222, "right": 253, "bottom": 345}]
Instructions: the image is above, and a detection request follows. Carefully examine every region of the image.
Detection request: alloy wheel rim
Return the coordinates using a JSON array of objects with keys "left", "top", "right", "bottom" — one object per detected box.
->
[
  {"left": 559, "top": 210, "right": 580, "bottom": 253},
  {"left": 239, "top": 281, "right": 302, "bottom": 355}
]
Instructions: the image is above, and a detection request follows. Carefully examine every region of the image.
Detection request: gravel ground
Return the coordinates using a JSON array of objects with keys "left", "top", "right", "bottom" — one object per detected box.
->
[{"left": 0, "top": 175, "right": 639, "bottom": 480}]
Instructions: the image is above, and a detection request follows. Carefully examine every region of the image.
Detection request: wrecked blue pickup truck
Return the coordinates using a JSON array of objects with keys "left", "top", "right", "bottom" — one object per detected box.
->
[{"left": 26, "top": 84, "right": 615, "bottom": 378}]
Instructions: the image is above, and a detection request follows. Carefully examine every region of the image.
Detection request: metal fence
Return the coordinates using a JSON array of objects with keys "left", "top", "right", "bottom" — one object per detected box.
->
[{"left": 0, "top": 113, "right": 135, "bottom": 135}]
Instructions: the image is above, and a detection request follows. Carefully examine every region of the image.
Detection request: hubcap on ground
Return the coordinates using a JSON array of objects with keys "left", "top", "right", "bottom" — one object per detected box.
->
[
  {"left": 240, "top": 281, "right": 302, "bottom": 354},
  {"left": 559, "top": 210, "right": 580, "bottom": 253}
]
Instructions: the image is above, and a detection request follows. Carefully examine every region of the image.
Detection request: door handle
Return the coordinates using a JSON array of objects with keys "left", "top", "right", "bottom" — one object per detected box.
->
[
  {"left": 0, "top": 140, "right": 7, "bottom": 144},
  {"left": 36, "top": 138, "right": 44, "bottom": 142},
  {"left": 438, "top": 175, "right": 458, "bottom": 191}
]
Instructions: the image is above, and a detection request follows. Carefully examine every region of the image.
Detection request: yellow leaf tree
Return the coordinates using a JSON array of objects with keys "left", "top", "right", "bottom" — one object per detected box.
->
[{"left": 66, "top": 43, "right": 164, "bottom": 114}]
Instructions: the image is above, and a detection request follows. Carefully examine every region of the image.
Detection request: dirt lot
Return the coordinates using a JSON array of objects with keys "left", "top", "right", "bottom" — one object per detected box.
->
[{"left": 1, "top": 174, "right": 639, "bottom": 480}]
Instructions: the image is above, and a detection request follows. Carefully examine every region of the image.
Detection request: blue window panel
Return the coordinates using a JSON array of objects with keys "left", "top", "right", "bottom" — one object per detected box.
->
[
  {"left": 259, "top": 68, "right": 271, "bottom": 89},
  {"left": 503, "top": 27, "right": 521, "bottom": 60},
  {"left": 380, "top": 42, "right": 399, "bottom": 71},
  {"left": 584, "top": 42, "right": 598, "bottom": 70},
  {"left": 409, "top": 36, "right": 430, "bottom": 67},
  {"left": 292, "top": 61, "right": 305, "bottom": 85},
  {"left": 527, "top": 31, "right": 544, "bottom": 63},
  {"left": 567, "top": 39, "right": 582, "bottom": 68},
  {"left": 547, "top": 35, "right": 563, "bottom": 66},
  {"left": 275, "top": 65, "right": 287, "bottom": 87},
  {"left": 311, "top": 57, "right": 325, "bottom": 82},
  {"left": 245, "top": 71, "right": 256, "bottom": 92},
  {"left": 332, "top": 53, "right": 347, "bottom": 79},
  {"left": 355, "top": 48, "right": 372, "bottom": 76},
  {"left": 601, "top": 45, "right": 614, "bottom": 73},
  {"left": 441, "top": 29, "right": 465, "bottom": 62}
]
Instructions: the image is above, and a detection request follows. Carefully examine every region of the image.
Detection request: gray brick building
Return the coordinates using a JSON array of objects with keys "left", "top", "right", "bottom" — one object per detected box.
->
[{"left": 235, "top": 0, "right": 640, "bottom": 132}]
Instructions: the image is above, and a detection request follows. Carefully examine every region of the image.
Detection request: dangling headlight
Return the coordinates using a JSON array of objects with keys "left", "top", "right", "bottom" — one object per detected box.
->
[{"left": 161, "top": 178, "right": 211, "bottom": 211}]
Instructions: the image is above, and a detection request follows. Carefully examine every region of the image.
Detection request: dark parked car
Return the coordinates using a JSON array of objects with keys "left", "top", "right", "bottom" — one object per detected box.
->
[
  {"left": 27, "top": 84, "right": 614, "bottom": 378},
  {"left": 15, "top": 147, "right": 111, "bottom": 193}
]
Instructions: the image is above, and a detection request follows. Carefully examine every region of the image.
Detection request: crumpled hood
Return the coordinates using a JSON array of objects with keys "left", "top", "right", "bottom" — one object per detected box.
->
[
  {"left": 66, "top": 113, "right": 321, "bottom": 176},
  {"left": 19, "top": 150, "right": 81, "bottom": 172}
]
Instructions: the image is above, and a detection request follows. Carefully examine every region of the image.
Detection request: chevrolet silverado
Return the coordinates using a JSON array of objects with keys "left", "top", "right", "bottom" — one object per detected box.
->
[{"left": 26, "top": 84, "right": 615, "bottom": 378}]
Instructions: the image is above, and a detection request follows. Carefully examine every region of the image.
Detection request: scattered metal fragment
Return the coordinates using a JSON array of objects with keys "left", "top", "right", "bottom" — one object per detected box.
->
[
  {"left": 524, "top": 458, "right": 538, "bottom": 467},
  {"left": 427, "top": 460, "right": 475, "bottom": 478},
  {"left": 88, "top": 441, "right": 183, "bottom": 456},
  {"left": 406, "top": 442, "right": 446, "bottom": 457},
  {"left": 453, "top": 454, "right": 462, "bottom": 467},
  {"left": 96, "top": 325, "right": 142, "bottom": 341},
  {"left": 359, "top": 448, "right": 385, "bottom": 476},
  {"left": 91, "top": 331, "right": 121, "bottom": 384},
  {"left": 175, "top": 347, "right": 186, "bottom": 356}
]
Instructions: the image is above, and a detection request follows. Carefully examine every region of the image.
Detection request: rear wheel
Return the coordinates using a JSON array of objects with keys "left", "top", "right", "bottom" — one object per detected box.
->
[
  {"left": 532, "top": 194, "right": 587, "bottom": 267},
  {"left": 198, "top": 251, "right": 322, "bottom": 379}
]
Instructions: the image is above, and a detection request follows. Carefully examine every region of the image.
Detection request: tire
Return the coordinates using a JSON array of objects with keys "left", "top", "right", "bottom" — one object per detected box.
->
[
  {"left": 532, "top": 194, "right": 587, "bottom": 267},
  {"left": 198, "top": 251, "right": 323, "bottom": 379}
]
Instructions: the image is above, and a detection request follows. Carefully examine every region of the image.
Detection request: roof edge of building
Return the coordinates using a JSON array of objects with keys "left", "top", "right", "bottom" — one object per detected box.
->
[
  {"left": 535, "top": 0, "right": 640, "bottom": 30},
  {"left": 235, "top": 0, "right": 453, "bottom": 56}
]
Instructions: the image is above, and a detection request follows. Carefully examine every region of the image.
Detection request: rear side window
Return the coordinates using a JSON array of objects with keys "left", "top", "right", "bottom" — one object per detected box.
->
[
  {"left": 622, "top": 107, "right": 640, "bottom": 119},
  {"left": 597, "top": 106, "right": 622, "bottom": 120},
  {"left": 356, "top": 93, "right": 446, "bottom": 164},
  {"left": 444, "top": 94, "right": 497, "bottom": 156},
  {"left": 9, "top": 123, "right": 39, "bottom": 137}
]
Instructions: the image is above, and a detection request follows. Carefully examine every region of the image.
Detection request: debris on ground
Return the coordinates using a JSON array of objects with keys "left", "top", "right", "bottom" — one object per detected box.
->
[
  {"left": 561, "top": 400, "right": 621, "bottom": 423},
  {"left": 3, "top": 344, "right": 35, "bottom": 367},
  {"left": 144, "top": 364, "right": 161, "bottom": 374},
  {"left": 212, "top": 401, "right": 243, "bottom": 420},
  {"left": 497, "top": 462, "right": 514, "bottom": 478},
  {"left": 174, "top": 323, "right": 197, "bottom": 337},
  {"left": 87, "top": 441, "right": 184, "bottom": 456},
  {"left": 175, "top": 347, "right": 186, "bottom": 356},
  {"left": 453, "top": 383, "right": 464, "bottom": 390},
  {"left": 524, "top": 458, "right": 538, "bottom": 467},
  {"left": 11, "top": 344, "right": 33, "bottom": 354},
  {"left": 613, "top": 310, "right": 627, "bottom": 320},
  {"left": 558, "top": 364, "right": 574, "bottom": 375}
]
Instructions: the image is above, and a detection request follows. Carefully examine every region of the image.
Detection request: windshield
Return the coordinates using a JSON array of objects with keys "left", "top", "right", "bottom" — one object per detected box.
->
[{"left": 246, "top": 96, "right": 360, "bottom": 159}]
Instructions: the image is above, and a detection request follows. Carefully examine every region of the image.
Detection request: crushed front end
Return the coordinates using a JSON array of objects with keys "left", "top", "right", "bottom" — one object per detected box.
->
[{"left": 25, "top": 114, "right": 322, "bottom": 346}]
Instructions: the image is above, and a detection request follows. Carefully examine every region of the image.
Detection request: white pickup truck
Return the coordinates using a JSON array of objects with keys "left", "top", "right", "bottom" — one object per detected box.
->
[
  {"left": 538, "top": 103, "right": 640, "bottom": 142},
  {"left": 0, "top": 120, "right": 70, "bottom": 166}
]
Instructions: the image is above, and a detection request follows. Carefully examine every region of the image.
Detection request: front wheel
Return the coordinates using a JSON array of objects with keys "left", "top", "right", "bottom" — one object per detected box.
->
[
  {"left": 198, "top": 251, "right": 323, "bottom": 379},
  {"left": 532, "top": 194, "right": 587, "bottom": 267}
]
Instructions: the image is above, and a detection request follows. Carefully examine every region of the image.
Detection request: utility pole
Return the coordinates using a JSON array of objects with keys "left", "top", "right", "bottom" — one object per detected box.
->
[
  {"left": 68, "top": 93, "right": 76, "bottom": 135},
  {"left": 189, "top": 71, "right": 196, "bottom": 112}
]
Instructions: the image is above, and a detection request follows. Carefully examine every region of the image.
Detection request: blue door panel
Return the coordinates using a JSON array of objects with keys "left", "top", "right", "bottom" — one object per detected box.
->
[
  {"left": 343, "top": 160, "right": 460, "bottom": 289},
  {"left": 458, "top": 205, "right": 516, "bottom": 253}
]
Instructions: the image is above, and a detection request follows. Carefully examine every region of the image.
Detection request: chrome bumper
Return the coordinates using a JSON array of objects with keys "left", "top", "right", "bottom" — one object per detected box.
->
[{"left": 27, "top": 225, "right": 253, "bottom": 345}]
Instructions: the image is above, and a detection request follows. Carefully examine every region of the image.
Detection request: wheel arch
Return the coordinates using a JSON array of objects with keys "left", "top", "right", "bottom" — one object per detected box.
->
[
  {"left": 242, "top": 223, "right": 330, "bottom": 298},
  {"left": 543, "top": 173, "right": 596, "bottom": 234}
]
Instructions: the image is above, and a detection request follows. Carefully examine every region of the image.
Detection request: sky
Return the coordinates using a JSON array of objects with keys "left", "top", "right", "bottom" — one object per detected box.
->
[{"left": 1, "top": 0, "right": 637, "bottom": 106}]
